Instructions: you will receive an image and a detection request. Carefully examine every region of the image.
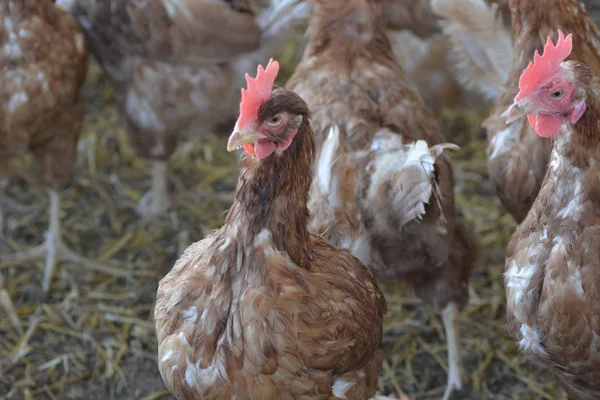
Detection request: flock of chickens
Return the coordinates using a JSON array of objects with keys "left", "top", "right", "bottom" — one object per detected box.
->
[{"left": 2, "top": 0, "right": 600, "bottom": 399}]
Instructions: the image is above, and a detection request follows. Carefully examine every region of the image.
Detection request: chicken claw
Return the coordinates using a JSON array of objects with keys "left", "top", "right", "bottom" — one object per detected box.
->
[
  {"left": 0, "top": 180, "right": 37, "bottom": 236},
  {"left": 0, "top": 190, "right": 125, "bottom": 293},
  {"left": 0, "top": 273, "right": 22, "bottom": 334}
]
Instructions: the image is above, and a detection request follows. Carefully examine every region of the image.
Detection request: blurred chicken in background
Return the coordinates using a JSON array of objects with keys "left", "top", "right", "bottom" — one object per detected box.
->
[
  {"left": 57, "top": 0, "right": 308, "bottom": 218},
  {"left": 0, "top": 0, "right": 107, "bottom": 293},
  {"left": 385, "top": 0, "right": 510, "bottom": 113},
  {"left": 288, "top": 0, "right": 479, "bottom": 398}
]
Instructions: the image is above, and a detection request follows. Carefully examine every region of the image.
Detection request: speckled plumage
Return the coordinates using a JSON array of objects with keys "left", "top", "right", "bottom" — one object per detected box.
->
[
  {"left": 288, "top": 0, "right": 476, "bottom": 317},
  {"left": 505, "top": 62, "right": 600, "bottom": 400},
  {"left": 485, "top": 0, "right": 600, "bottom": 223},
  {"left": 155, "top": 89, "right": 386, "bottom": 400},
  {"left": 0, "top": 0, "right": 87, "bottom": 189},
  {"left": 288, "top": 1, "right": 478, "bottom": 398}
]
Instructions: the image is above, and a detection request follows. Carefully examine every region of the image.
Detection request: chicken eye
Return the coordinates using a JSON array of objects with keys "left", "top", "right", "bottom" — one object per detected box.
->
[
  {"left": 268, "top": 114, "right": 283, "bottom": 126},
  {"left": 551, "top": 88, "right": 565, "bottom": 99}
]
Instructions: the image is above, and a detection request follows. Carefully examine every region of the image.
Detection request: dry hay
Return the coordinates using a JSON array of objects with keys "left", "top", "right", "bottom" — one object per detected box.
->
[{"left": 0, "top": 58, "right": 565, "bottom": 400}]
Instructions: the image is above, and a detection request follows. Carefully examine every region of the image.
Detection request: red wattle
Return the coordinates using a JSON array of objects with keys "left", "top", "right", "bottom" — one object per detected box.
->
[
  {"left": 254, "top": 141, "right": 276, "bottom": 159},
  {"left": 529, "top": 114, "right": 562, "bottom": 138}
]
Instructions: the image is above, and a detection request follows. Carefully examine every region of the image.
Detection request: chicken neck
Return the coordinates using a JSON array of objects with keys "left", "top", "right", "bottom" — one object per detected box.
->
[
  {"left": 552, "top": 79, "right": 600, "bottom": 169},
  {"left": 224, "top": 120, "right": 314, "bottom": 268}
]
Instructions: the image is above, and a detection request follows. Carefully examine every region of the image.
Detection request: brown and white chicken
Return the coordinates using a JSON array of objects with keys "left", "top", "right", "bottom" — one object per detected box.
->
[
  {"left": 58, "top": 0, "right": 308, "bottom": 217},
  {"left": 503, "top": 30, "right": 600, "bottom": 400},
  {"left": 154, "top": 60, "right": 388, "bottom": 400},
  {"left": 287, "top": 1, "right": 479, "bottom": 398},
  {"left": 433, "top": 0, "right": 600, "bottom": 222},
  {"left": 0, "top": 0, "right": 105, "bottom": 293}
]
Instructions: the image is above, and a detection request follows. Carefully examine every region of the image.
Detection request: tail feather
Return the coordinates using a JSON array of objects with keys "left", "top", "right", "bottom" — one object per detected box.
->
[
  {"left": 432, "top": 0, "right": 513, "bottom": 100},
  {"left": 362, "top": 137, "right": 459, "bottom": 232}
]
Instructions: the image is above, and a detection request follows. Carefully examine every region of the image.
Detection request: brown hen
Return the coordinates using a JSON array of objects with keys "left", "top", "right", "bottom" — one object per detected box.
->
[
  {"left": 155, "top": 60, "right": 387, "bottom": 400},
  {"left": 287, "top": 1, "right": 478, "bottom": 399},
  {"left": 503, "top": 31, "right": 600, "bottom": 400},
  {"left": 59, "top": 0, "right": 307, "bottom": 217},
  {"left": 434, "top": 0, "right": 600, "bottom": 223},
  {"left": 0, "top": 0, "right": 102, "bottom": 293}
]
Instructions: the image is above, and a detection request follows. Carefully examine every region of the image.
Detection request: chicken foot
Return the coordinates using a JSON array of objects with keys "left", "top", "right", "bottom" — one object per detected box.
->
[
  {"left": 137, "top": 160, "right": 171, "bottom": 218},
  {"left": 441, "top": 301, "right": 465, "bottom": 400},
  {"left": 0, "top": 190, "right": 122, "bottom": 293},
  {"left": 0, "top": 272, "right": 22, "bottom": 334},
  {"left": 0, "top": 179, "right": 37, "bottom": 235}
]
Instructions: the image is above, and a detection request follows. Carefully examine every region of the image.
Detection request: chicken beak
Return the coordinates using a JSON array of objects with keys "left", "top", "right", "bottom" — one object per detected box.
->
[
  {"left": 226, "top": 129, "right": 267, "bottom": 152},
  {"left": 502, "top": 102, "right": 528, "bottom": 124}
]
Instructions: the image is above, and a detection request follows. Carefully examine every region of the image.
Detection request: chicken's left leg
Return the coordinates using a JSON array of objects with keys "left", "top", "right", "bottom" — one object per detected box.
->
[
  {"left": 441, "top": 301, "right": 464, "bottom": 400},
  {"left": 0, "top": 190, "right": 124, "bottom": 293},
  {"left": 137, "top": 160, "right": 170, "bottom": 218},
  {"left": 0, "top": 272, "right": 22, "bottom": 334}
]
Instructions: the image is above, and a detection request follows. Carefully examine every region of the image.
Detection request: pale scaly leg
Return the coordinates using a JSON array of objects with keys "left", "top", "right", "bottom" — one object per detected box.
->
[
  {"left": 137, "top": 160, "right": 170, "bottom": 218},
  {"left": 0, "top": 189, "right": 125, "bottom": 293},
  {"left": 442, "top": 302, "right": 464, "bottom": 400}
]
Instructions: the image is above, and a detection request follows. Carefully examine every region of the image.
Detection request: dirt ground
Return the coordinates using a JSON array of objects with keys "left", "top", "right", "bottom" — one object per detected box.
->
[{"left": 3, "top": 2, "right": 600, "bottom": 399}]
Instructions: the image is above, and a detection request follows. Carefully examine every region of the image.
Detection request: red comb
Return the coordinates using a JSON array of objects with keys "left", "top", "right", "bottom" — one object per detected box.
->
[
  {"left": 234, "top": 59, "right": 280, "bottom": 131},
  {"left": 515, "top": 30, "right": 573, "bottom": 102}
]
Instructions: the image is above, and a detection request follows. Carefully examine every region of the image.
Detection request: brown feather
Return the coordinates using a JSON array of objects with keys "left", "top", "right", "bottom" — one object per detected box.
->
[{"left": 0, "top": 0, "right": 87, "bottom": 189}]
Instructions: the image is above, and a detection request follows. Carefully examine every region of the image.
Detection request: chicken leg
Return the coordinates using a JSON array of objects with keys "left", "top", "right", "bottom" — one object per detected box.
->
[
  {"left": 441, "top": 301, "right": 465, "bottom": 400},
  {"left": 137, "top": 160, "right": 170, "bottom": 218},
  {"left": 0, "top": 273, "right": 22, "bottom": 334},
  {"left": 0, "top": 189, "right": 119, "bottom": 293}
]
